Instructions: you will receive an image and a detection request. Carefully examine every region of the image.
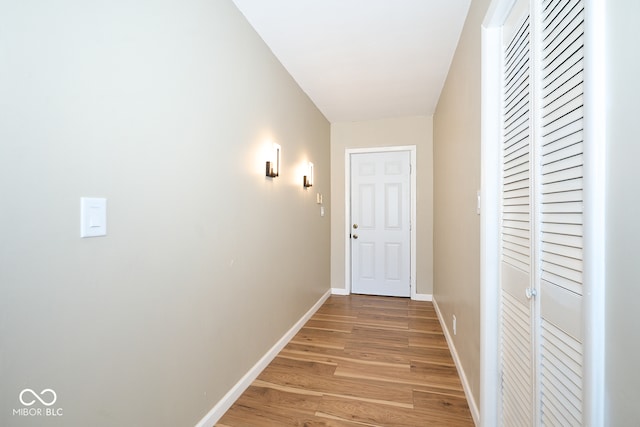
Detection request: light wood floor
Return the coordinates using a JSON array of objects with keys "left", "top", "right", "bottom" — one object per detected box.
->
[{"left": 217, "top": 294, "right": 474, "bottom": 426}]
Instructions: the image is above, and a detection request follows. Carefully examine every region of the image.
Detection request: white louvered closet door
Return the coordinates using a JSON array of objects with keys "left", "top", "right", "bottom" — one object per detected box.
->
[
  {"left": 538, "top": 0, "right": 585, "bottom": 424},
  {"left": 500, "top": 1, "right": 535, "bottom": 424},
  {"left": 499, "top": 0, "right": 585, "bottom": 425}
]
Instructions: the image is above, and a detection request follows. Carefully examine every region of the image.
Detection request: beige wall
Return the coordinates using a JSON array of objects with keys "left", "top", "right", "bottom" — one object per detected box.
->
[
  {"left": 330, "top": 116, "right": 433, "bottom": 296},
  {"left": 432, "top": 0, "right": 491, "bottom": 411},
  {"left": 0, "top": 1, "right": 330, "bottom": 426},
  {"left": 605, "top": 0, "right": 640, "bottom": 424}
]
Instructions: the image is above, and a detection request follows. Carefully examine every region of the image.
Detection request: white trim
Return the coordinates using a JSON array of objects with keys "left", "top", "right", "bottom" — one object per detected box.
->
[
  {"left": 412, "top": 293, "right": 433, "bottom": 302},
  {"left": 582, "top": 0, "right": 606, "bottom": 425},
  {"left": 433, "top": 297, "right": 479, "bottom": 426},
  {"left": 331, "top": 287, "right": 350, "bottom": 296},
  {"left": 195, "top": 289, "right": 332, "bottom": 427},
  {"left": 483, "top": 0, "right": 517, "bottom": 27},
  {"left": 480, "top": 5, "right": 505, "bottom": 425},
  {"left": 344, "top": 146, "right": 417, "bottom": 298},
  {"left": 344, "top": 149, "right": 352, "bottom": 294}
]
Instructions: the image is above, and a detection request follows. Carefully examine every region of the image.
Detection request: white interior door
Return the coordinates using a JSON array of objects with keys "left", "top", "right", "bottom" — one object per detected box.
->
[{"left": 350, "top": 151, "right": 410, "bottom": 297}]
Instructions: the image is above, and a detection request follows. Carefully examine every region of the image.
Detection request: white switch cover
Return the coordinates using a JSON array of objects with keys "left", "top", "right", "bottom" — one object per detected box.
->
[{"left": 81, "top": 197, "right": 107, "bottom": 238}]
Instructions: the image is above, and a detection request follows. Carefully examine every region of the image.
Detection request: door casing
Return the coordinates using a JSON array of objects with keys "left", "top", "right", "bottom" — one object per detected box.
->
[{"left": 344, "top": 146, "right": 417, "bottom": 299}]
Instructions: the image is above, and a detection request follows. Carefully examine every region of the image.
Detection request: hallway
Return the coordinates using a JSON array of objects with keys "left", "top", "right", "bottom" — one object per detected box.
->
[{"left": 218, "top": 295, "right": 473, "bottom": 426}]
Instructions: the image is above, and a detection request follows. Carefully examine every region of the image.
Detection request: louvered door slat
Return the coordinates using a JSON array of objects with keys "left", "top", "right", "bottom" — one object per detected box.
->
[
  {"left": 542, "top": 154, "right": 583, "bottom": 176},
  {"left": 541, "top": 273, "right": 582, "bottom": 295},
  {"left": 507, "top": 159, "right": 532, "bottom": 179},
  {"left": 542, "top": 241, "right": 582, "bottom": 259},
  {"left": 541, "top": 222, "right": 582, "bottom": 235},
  {"left": 542, "top": 61, "right": 582, "bottom": 100},
  {"left": 541, "top": 213, "right": 582, "bottom": 225},
  {"left": 542, "top": 201, "right": 583, "bottom": 214},
  {"left": 542, "top": 117, "right": 582, "bottom": 141},
  {"left": 505, "top": 195, "right": 530, "bottom": 206},
  {"left": 505, "top": 81, "right": 529, "bottom": 115},
  {"left": 541, "top": 103, "right": 583, "bottom": 134},
  {"left": 542, "top": 189, "right": 582, "bottom": 203},
  {"left": 541, "top": 319, "right": 583, "bottom": 426},
  {"left": 543, "top": 139, "right": 582, "bottom": 163},
  {"left": 504, "top": 226, "right": 530, "bottom": 240},
  {"left": 503, "top": 222, "right": 530, "bottom": 235},
  {"left": 542, "top": 233, "right": 582, "bottom": 249},
  {"left": 542, "top": 176, "right": 582, "bottom": 194},
  {"left": 543, "top": 342, "right": 582, "bottom": 387},
  {"left": 505, "top": 83, "right": 528, "bottom": 112},
  {"left": 505, "top": 116, "right": 530, "bottom": 143},
  {"left": 544, "top": 85, "right": 583, "bottom": 118},
  {"left": 505, "top": 143, "right": 529, "bottom": 164},
  {"left": 504, "top": 182, "right": 530, "bottom": 195},
  {"left": 542, "top": 252, "right": 582, "bottom": 272},
  {"left": 542, "top": 60, "right": 582, "bottom": 99},
  {"left": 541, "top": 165, "right": 582, "bottom": 185},
  {"left": 504, "top": 232, "right": 530, "bottom": 247},
  {"left": 541, "top": 260, "right": 583, "bottom": 286}
]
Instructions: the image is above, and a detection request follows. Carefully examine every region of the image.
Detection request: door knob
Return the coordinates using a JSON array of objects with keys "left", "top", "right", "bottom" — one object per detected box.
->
[
  {"left": 352, "top": 234, "right": 359, "bottom": 239},
  {"left": 353, "top": 224, "right": 358, "bottom": 229}
]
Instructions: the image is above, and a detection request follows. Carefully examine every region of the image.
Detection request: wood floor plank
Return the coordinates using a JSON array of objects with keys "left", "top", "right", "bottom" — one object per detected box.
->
[
  {"left": 346, "top": 325, "right": 410, "bottom": 348},
  {"left": 317, "top": 395, "right": 471, "bottom": 427},
  {"left": 280, "top": 346, "right": 412, "bottom": 369},
  {"left": 333, "top": 362, "right": 464, "bottom": 392},
  {"left": 291, "top": 328, "right": 350, "bottom": 349},
  {"left": 413, "top": 389, "right": 474, "bottom": 423},
  {"left": 257, "top": 367, "right": 415, "bottom": 407},
  {"left": 303, "top": 319, "right": 355, "bottom": 333},
  {"left": 343, "top": 345, "right": 456, "bottom": 367},
  {"left": 257, "top": 357, "right": 414, "bottom": 406},
  {"left": 285, "top": 340, "right": 455, "bottom": 368},
  {"left": 217, "top": 295, "right": 474, "bottom": 426}
]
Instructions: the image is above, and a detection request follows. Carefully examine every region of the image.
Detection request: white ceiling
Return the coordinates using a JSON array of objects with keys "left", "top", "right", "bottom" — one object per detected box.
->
[{"left": 231, "top": 0, "right": 471, "bottom": 123}]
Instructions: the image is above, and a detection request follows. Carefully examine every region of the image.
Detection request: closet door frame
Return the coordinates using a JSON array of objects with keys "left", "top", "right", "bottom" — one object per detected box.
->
[{"left": 480, "top": 0, "right": 605, "bottom": 425}]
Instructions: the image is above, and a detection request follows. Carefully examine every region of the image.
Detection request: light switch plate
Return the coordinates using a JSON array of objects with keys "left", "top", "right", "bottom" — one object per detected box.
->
[{"left": 81, "top": 197, "right": 107, "bottom": 238}]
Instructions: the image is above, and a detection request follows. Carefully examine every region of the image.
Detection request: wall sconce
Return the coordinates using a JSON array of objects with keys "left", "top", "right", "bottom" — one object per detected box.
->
[
  {"left": 303, "top": 162, "right": 314, "bottom": 188},
  {"left": 265, "top": 143, "right": 280, "bottom": 178}
]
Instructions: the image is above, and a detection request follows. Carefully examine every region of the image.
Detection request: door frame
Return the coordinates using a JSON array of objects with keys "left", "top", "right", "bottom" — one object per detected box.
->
[
  {"left": 480, "top": 0, "right": 605, "bottom": 425},
  {"left": 344, "top": 146, "right": 417, "bottom": 299}
]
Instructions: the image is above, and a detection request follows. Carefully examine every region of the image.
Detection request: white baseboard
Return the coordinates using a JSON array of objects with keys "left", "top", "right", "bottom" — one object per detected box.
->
[
  {"left": 195, "top": 289, "right": 332, "bottom": 427},
  {"left": 331, "top": 287, "right": 350, "bottom": 295},
  {"left": 432, "top": 297, "right": 480, "bottom": 426},
  {"left": 412, "top": 293, "right": 433, "bottom": 301}
]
